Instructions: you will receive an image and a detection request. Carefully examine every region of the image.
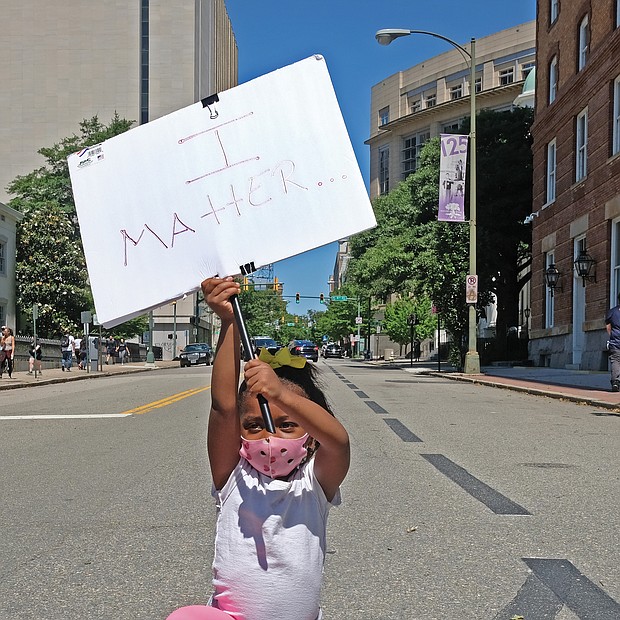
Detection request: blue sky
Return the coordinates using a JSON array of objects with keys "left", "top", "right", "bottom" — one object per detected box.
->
[{"left": 224, "top": 0, "right": 536, "bottom": 315}]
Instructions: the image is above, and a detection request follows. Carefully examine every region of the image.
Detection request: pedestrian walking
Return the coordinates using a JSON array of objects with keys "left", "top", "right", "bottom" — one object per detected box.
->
[
  {"left": 28, "top": 341, "right": 43, "bottom": 375},
  {"left": 106, "top": 337, "right": 117, "bottom": 364},
  {"left": 605, "top": 293, "right": 620, "bottom": 391},
  {"left": 60, "top": 331, "right": 75, "bottom": 371},
  {"left": 166, "top": 277, "right": 350, "bottom": 620},
  {"left": 1, "top": 327, "right": 15, "bottom": 378},
  {"left": 117, "top": 339, "right": 128, "bottom": 364}
]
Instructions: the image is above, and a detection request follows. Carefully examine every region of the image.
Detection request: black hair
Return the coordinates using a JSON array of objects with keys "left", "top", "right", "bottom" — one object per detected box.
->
[{"left": 238, "top": 362, "right": 334, "bottom": 416}]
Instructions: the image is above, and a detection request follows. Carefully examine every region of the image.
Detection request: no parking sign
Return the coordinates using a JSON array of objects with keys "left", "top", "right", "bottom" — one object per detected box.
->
[{"left": 466, "top": 274, "right": 478, "bottom": 304}]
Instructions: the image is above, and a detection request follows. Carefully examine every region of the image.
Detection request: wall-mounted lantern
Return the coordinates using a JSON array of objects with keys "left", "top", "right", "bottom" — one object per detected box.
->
[
  {"left": 574, "top": 250, "right": 596, "bottom": 286},
  {"left": 545, "top": 264, "right": 562, "bottom": 296}
]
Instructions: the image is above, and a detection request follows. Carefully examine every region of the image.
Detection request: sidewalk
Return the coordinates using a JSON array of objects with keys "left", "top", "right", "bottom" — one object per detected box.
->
[
  {"left": 0, "top": 359, "right": 179, "bottom": 390},
  {"left": 374, "top": 359, "right": 620, "bottom": 413}
]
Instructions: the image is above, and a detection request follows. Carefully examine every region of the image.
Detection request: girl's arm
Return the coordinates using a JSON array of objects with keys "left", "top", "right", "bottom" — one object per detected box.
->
[
  {"left": 243, "top": 360, "right": 350, "bottom": 501},
  {"left": 201, "top": 278, "right": 242, "bottom": 490}
]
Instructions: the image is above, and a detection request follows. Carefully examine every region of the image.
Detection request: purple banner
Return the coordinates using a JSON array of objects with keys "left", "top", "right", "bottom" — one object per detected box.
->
[{"left": 438, "top": 134, "right": 468, "bottom": 222}]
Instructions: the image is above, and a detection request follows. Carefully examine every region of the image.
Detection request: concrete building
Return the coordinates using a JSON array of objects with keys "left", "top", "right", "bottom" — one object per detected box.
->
[
  {"left": 1, "top": 0, "right": 238, "bottom": 357},
  {"left": 367, "top": 22, "right": 535, "bottom": 200},
  {"left": 529, "top": 0, "right": 620, "bottom": 371}
]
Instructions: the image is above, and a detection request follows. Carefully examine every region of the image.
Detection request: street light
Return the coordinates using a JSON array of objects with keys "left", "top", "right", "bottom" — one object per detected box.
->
[{"left": 376, "top": 28, "right": 480, "bottom": 374}]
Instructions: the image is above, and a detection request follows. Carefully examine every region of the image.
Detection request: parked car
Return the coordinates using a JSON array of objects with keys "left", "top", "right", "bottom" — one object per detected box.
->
[
  {"left": 323, "top": 343, "right": 343, "bottom": 358},
  {"left": 179, "top": 343, "right": 213, "bottom": 367},
  {"left": 288, "top": 339, "right": 319, "bottom": 362},
  {"left": 251, "top": 336, "right": 280, "bottom": 356}
]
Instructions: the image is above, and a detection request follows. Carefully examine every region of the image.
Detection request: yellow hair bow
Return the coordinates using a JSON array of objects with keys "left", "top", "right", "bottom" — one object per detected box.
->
[{"left": 258, "top": 347, "right": 307, "bottom": 369}]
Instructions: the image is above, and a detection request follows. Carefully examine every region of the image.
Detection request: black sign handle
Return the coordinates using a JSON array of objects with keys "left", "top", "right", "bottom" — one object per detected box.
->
[{"left": 230, "top": 294, "right": 276, "bottom": 434}]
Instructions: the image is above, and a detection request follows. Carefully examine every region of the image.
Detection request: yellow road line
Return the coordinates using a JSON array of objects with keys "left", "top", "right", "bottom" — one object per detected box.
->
[{"left": 122, "top": 386, "right": 211, "bottom": 415}]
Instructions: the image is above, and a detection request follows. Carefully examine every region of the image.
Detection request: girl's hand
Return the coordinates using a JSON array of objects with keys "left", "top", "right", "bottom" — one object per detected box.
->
[
  {"left": 243, "top": 359, "right": 284, "bottom": 401},
  {"left": 201, "top": 277, "right": 240, "bottom": 323}
]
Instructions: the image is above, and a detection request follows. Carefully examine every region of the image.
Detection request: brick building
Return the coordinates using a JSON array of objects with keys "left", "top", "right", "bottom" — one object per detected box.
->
[{"left": 529, "top": 0, "right": 620, "bottom": 370}]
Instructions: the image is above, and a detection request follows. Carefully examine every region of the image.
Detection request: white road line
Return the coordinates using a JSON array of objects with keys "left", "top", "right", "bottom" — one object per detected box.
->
[{"left": 0, "top": 414, "right": 132, "bottom": 420}]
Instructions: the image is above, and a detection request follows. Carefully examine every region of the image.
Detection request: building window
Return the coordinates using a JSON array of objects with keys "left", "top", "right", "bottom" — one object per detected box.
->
[
  {"left": 401, "top": 131, "right": 430, "bottom": 178},
  {"left": 612, "top": 220, "right": 620, "bottom": 304},
  {"left": 0, "top": 241, "right": 5, "bottom": 276},
  {"left": 499, "top": 67, "right": 515, "bottom": 85},
  {"left": 425, "top": 93, "right": 437, "bottom": 108},
  {"left": 449, "top": 84, "right": 463, "bottom": 100},
  {"left": 474, "top": 77, "right": 482, "bottom": 93},
  {"left": 613, "top": 75, "right": 620, "bottom": 156},
  {"left": 551, "top": 0, "right": 559, "bottom": 23},
  {"left": 379, "top": 146, "right": 390, "bottom": 195},
  {"left": 379, "top": 106, "right": 389, "bottom": 127},
  {"left": 545, "top": 252, "right": 555, "bottom": 328},
  {"left": 521, "top": 62, "right": 535, "bottom": 80},
  {"left": 443, "top": 120, "right": 461, "bottom": 133},
  {"left": 576, "top": 108, "right": 588, "bottom": 181},
  {"left": 546, "top": 139, "right": 557, "bottom": 204},
  {"left": 409, "top": 99, "right": 421, "bottom": 114},
  {"left": 140, "top": 0, "right": 149, "bottom": 125},
  {"left": 549, "top": 56, "right": 558, "bottom": 103},
  {"left": 578, "top": 15, "right": 589, "bottom": 71}
]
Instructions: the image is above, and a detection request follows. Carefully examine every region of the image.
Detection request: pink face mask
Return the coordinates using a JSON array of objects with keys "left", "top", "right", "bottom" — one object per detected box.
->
[{"left": 240, "top": 433, "right": 309, "bottom": 478}]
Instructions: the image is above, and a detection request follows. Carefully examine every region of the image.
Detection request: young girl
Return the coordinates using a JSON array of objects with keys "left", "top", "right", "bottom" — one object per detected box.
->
[{"left": 168, "top": 277, "right": 350, "bottom": 620}]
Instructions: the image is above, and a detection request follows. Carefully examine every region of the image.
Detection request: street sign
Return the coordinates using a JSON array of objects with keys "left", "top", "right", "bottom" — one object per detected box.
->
[
  {"left": 355, "top": 316, "right": 363, "bottom": 324},
  {"left": 81, "top": 311, "right": 92, "bottom": 324},
  {"left": 287, "top": 322, "right": 295, "bottom": 326},
  {"left": 466, "top": 274, "right": 478, "bottom": 304},
  {"left": 331, "top": 295, "right": 348, "bottom": 301},
  {"left": 32, "top": 304, "right": 39, "bottom": 320}
]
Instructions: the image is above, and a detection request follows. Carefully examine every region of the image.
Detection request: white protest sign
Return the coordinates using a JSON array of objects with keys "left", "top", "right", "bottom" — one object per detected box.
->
[{"left": 68, "top": 55, "right": 376, "bottom": 327}]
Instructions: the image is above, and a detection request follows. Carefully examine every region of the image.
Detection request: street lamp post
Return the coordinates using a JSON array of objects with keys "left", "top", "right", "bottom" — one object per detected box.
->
[{"left": 376, "top": 29, "right": 480, "bottom": 374}]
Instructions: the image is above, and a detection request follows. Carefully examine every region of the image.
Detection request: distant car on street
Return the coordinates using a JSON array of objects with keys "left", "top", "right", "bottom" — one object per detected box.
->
[
  {"left": 288, "top": 339, "right": 319, "bottom": 362},
  {"left": 322, "top": 343, "right": 343, "bottom": 358},
  {"left": 251, "top": 337, "right": 280, "bottom": 356},
  {"left": 179, "top": 343, "right": 213, "bottom": 367}
]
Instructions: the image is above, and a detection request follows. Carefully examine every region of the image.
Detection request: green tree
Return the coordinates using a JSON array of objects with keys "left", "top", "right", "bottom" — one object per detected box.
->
[
  {"left": 383, "top": 296, "right": 435, "bottom": 355},
  {"left": 238, "top": 285, "right": 288, "bottom": 339},
  {"left": 7, "top": 115, "right": 135, "bottom": 337},
  {"left": 16, "top": 204, "right": 89, "bottom": 336}
]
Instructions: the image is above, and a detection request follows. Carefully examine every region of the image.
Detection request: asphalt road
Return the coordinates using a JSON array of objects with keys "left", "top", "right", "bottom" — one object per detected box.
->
[{"left": 0, "top": 359, "right": 618, "bottom": 619}]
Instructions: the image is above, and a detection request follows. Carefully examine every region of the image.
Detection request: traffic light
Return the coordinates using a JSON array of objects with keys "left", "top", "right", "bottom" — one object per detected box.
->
[
  {"left": 319, "top": 293, "right": 324, "bottom": 304},
  {"left": 295, "top": 316, "right": 299, "bottom": 324},
  {"left": 295, "top": 292, "right": 300, "bottom": 304}
]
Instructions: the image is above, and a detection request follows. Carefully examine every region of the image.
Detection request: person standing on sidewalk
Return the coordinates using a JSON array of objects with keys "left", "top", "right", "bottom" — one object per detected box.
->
[
  {"left": 1, "top": 327, "right": 15, "bottom": 378},
  {"left": 60, "top": 331, "right": 75, "bottom": 371},
  {"left": 605, "top": 294, "right": 620, "bottom": 391},
  {"left": 117, "top": 339, "right": 128, "bottom": 365}
]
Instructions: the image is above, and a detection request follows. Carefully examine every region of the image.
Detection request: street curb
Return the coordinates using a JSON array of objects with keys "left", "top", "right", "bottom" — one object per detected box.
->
[
  {"left": 0, "top": 365, "right": 164, "bottom": 391},
  {"left": 422, "top": 371, "right": 620, "bottom": 414}
]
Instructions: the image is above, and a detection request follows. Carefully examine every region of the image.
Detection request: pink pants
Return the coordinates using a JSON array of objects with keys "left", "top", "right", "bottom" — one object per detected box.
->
[{"left": 166, "top": 606, "right": 231, "bottom": 620}]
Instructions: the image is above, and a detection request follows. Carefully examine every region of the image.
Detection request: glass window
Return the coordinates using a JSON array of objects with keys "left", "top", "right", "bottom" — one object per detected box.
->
[
  {"left": 379, "top": 107, "right": 389, "bottom": 127},
  {"left": 379, "top": 146, "right": 390, "bottom": 195},
  {"left": 549, "top": 56, "right": 558, "bottom": 103},
  {"left": 545, "top": 252, "right": 555, "bottom": 328},
  {"left": 576, "top": 108, "right": 588, "bottom": 181},
  {"left": 521, "top": 62, "right": 535, "bottom": 80},
  {"left": 551, "top": 0, "right": 559, "bottom": 23},
  {"left": 474, "top": 77, "right": 482, "bottom": 93},
  {"left": 425, "top": 93, "right": 437, "bottom": 108},
  {"left": 499, "top": 67, "right": 515, "bottom": 85},
  {"left": 613, "top": 75, "right": 620, "bottom": 156},
  {"left": 612, "top": 220, "right": 620, "bottom": 305},
  {"left": 0, "top": 241, "right": 5, "bottom": 275},
  {"left": 443, "top": 120, "right": 461, "bottom": 133},
  {"left": 401, "top": 131, "right": 430, "bottom": 178},
  {"left": 578, "top": 15, "right": 589, "bottom": 71},
  {"left": 450, "top": 84, "right": 462, "bottom": 100},
  {"left": 409, "top": 99, "right": 421, "bottom": 114},
  {"left": 546, "top": 139, "right": 557, "bottom": 204}
]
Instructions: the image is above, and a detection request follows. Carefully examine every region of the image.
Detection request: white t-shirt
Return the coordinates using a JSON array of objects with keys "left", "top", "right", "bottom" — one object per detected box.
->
[
  {"left": 211, "top": 457, "right": 340, "bottom": 620},
  {"left": 61, "top": 335, "right": 75, "bottom": 352}
]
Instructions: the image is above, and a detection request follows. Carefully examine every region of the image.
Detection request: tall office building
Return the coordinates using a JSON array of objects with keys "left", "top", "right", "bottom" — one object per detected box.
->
[{"left": 0, "top": 0, "right": 238, "bottom": 353}]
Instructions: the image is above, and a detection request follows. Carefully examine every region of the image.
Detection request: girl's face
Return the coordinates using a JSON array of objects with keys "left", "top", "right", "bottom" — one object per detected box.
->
[{"left": 240, "top": 396, "right": 307, "bottom": 441}]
